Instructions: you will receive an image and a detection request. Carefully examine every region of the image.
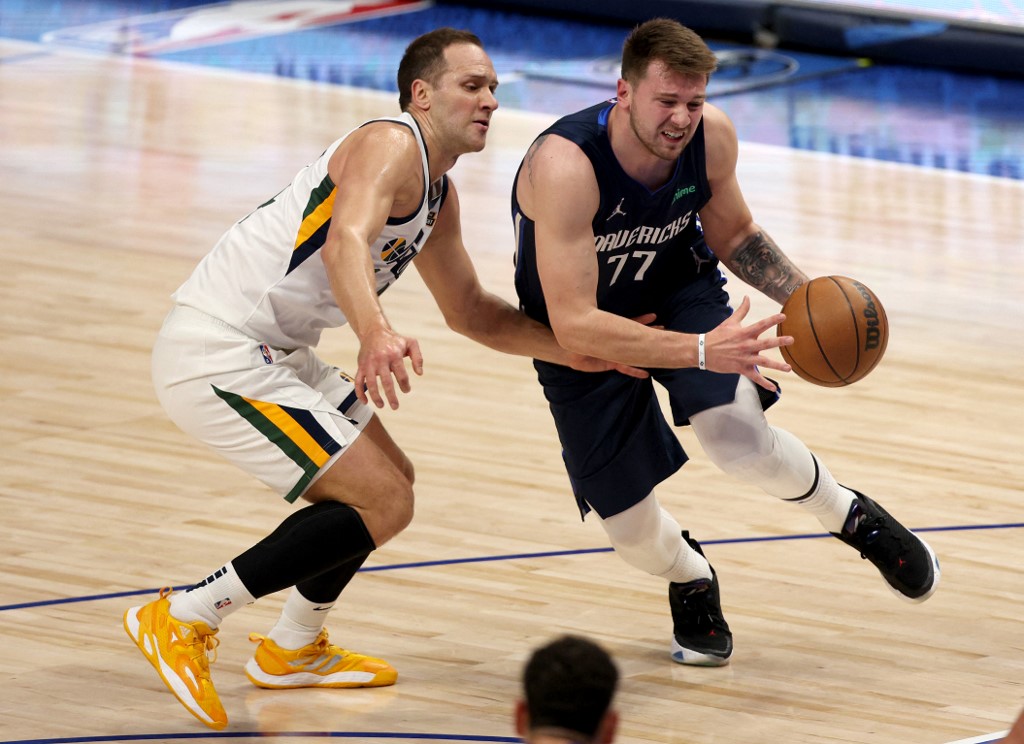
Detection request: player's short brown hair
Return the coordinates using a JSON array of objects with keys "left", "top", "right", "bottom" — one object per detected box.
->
[
  {"left": 621, "top": 18, "right": 718, "bottom": 84},
  {"left": 397, "top": 27, "right": 485, "bottom": 111}
]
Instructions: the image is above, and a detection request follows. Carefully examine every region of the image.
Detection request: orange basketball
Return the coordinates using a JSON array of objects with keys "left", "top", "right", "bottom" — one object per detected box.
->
[{"left": 778, "top": 276, "right": 889, "bottom": 387}]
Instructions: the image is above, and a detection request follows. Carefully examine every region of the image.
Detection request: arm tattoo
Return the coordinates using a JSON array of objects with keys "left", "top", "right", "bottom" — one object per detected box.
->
[{"left": 726, "top": 231, "right": 807, "bottom": 304}]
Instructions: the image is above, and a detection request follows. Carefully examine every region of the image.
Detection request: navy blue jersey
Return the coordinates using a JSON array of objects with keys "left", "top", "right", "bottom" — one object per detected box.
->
[{"left": 513, "top": 100, "right": 718, "bottom": 326}]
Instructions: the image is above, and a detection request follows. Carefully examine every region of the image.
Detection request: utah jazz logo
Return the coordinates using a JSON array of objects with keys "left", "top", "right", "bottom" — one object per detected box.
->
[
  {"left": 380, "top": 234, "right": 419, "bottom": 281},
  {"left": 381, "top": 237, "right": 412, "bottom": 263}
]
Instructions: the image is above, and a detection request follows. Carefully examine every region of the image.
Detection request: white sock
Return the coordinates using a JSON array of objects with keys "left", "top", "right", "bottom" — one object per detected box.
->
[
  {"left": 655, "top": 532, "right": 713, "bottom": 584},
  {"left": 169, "top": 562, "right": 255, "bottom": 629},
  {"left": 794, "top": 455, "right": 857, "bottom": 533},
  {"left": 267, "top": 589, "right": 332, "bottom": 650}
]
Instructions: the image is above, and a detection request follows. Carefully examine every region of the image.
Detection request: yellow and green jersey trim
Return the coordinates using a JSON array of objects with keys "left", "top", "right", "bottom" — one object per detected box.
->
[
  {"left": 213, "top": 385, "right": 342, "bottom": 502},
  {"left": 287, "top": 174, "right": 336, "bottom": 275}
]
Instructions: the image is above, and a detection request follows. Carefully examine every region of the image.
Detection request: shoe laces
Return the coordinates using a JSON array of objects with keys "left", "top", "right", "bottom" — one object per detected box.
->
[
  {"left": 683, "top": 595, "right": 724, "bottom": 630},
  {"left": 253, "top": 630, "right": 350, "bottom": 665},
  {"left": 675, "top": 578, "right": 711, "bottom": 597},
  {"left": 850, "top": 507, "right": 910, "bottom": 565},
  {"left": 305, "top": 630, "right": 351, "bottom": 661},
  {"left": 156, "top": 587, "right": 219, "bottom": 667},
  {"left": 186, "top": 626, "right": 219, "bottom": 669},
  {"left": 673, "top": 581, "right": 727, "bottom": 633}
]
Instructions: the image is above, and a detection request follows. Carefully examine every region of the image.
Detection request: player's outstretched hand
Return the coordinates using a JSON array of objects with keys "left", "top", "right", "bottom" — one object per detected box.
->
[
  {"left": 705, "top": 296, "right": 793, "bottom": 392},
  {"left": 355, "top": 327, "right": 424, "bottom": 409}
]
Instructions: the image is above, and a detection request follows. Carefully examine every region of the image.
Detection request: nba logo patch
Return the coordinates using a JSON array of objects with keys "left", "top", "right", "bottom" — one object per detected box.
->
[
  {"left": 259, "top": 344, "right": 273, "bottom": 364},
  {"left": 214, "top": 598, "right": 233, "bottom": 610}
]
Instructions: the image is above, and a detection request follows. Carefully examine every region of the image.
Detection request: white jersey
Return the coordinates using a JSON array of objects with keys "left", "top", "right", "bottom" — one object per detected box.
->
[{"left": 172, "top": 112, "right": 448, "bottom": 349}]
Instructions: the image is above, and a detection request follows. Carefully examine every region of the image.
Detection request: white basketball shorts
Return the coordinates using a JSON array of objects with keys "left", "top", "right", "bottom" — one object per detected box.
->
[{"left": 152, "top": 305, "right": 372, "bottom": 502}]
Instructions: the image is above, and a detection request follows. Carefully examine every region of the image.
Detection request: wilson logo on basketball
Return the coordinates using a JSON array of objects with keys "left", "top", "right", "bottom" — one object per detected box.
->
[{"left": 853, "top": 281, "right": 883, "bottom": 350}]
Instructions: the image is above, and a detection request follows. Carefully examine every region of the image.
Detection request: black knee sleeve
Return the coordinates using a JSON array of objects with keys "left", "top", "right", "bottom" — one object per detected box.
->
[{"left": 233, "top": 501, "right": 376, "bottom": 599}]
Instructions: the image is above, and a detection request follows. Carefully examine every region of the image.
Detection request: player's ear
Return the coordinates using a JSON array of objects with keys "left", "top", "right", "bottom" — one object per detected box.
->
[
  {"left": 513, "top": 700, "right": 530, "bottom": 736},
  {"left": 411, "top": 78, "right": 432, "bottom": 111},
  {"left": 616, "top": 77, "right": 630, "bottom": 105},
  {"left": 598, "top": 709, "right": 619, "bottom": 744}
]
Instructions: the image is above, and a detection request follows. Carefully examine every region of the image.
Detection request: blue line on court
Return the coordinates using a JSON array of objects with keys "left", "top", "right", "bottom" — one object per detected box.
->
[
  {"left": 2, "top": 522, "right": 1020, "bottom": 613},
  {"left": 0, "top": 733, "right": 521, "bottom": 744}
]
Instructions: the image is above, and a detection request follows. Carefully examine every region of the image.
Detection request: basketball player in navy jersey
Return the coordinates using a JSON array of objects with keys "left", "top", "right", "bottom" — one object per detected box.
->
[
  {"left": 512, "top": 17, "right": 940, "bottom": 666},
  {"left": 123, "top": 28, "right": 658, "bottom": 730}
]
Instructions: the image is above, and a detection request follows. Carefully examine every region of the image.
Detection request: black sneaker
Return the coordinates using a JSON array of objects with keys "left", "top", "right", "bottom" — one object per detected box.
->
[
  {"left": 831, "top": 490, "right": 940, "bottom": 603},
  {"left": 669, "top": 532, "right": 732, "bottom": 666}
]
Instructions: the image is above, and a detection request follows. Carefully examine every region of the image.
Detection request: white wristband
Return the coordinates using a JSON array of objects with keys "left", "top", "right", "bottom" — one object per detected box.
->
[{"left": 697, "top": 333, "right": 706, "bottom": 370}]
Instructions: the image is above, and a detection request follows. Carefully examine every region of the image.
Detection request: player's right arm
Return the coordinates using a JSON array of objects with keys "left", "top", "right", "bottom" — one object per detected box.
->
[
  {"left": 520, "top": 134, "right": 789, "bottom": 386},
  {"left": 521, "top": 134, "right": 675, "bottom": 365},
  {"left": 321, "top": 123, "right": 424, "bottom": 410}
]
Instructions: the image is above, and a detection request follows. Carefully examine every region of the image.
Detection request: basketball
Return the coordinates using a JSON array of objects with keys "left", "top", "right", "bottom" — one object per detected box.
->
[{"left": 778, "top": 276, "right": 889, "bottom": 387}]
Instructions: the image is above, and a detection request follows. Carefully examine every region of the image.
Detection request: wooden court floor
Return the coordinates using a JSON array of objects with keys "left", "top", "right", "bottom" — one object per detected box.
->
[{"left": 2, "top": 43, "right": 1023, "bottom": 744}]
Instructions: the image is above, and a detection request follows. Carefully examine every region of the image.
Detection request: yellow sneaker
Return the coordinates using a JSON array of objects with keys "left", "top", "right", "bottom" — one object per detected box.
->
[
  {"left": 244, "top": 630, "right": 397, "bottom": 689},
  {"left": 123, "top": 588, "right": 227, "bottom": 730}
]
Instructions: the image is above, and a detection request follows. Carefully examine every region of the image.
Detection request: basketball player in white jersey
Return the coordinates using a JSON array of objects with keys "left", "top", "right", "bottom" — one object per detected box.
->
[{"left": 122, "top": 27, "right": 742, "bottom": 730}]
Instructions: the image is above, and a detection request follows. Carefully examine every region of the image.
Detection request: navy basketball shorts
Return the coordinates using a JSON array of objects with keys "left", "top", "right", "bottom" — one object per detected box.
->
[{"left": 534, "top": 273, "right": 779, "bottom": 520}]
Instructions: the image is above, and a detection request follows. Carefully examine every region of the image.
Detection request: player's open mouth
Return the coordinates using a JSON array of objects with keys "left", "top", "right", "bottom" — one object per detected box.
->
[{"left": 662, "top": 130, "right": 684, "bottom": 140}]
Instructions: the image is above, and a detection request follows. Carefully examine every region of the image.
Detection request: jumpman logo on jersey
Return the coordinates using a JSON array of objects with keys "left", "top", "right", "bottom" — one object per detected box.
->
[
  {"left": 691, "top": 245, "right": 711, "bottom": 273},
  {"left": 606, "top": 197, "right": 627, "bottom": 221}
]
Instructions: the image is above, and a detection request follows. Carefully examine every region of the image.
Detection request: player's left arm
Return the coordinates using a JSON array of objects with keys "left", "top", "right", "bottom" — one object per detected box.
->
[
  {"left": 413, "top": 180, "right": 648, "bottom": 377},
  {"left": 698, "top": 104, "right": 809, "bottom": 305}
]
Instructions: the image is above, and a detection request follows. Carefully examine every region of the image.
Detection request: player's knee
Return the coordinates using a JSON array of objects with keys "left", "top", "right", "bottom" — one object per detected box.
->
[
  {"left": 397, "top": 452, "right": 415, "bottom": 486},
  {"left": 691, "top": 412, "right": 774, "bottom": 480},
  {"left": 393, "top": 480, "right": 415, "bottom": 533},
  {"left": 690, "top": 378, "right": 777, "bottom": 479},
  {"left": 373, "top": 479, "right": 415, "bottom": 544}
]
